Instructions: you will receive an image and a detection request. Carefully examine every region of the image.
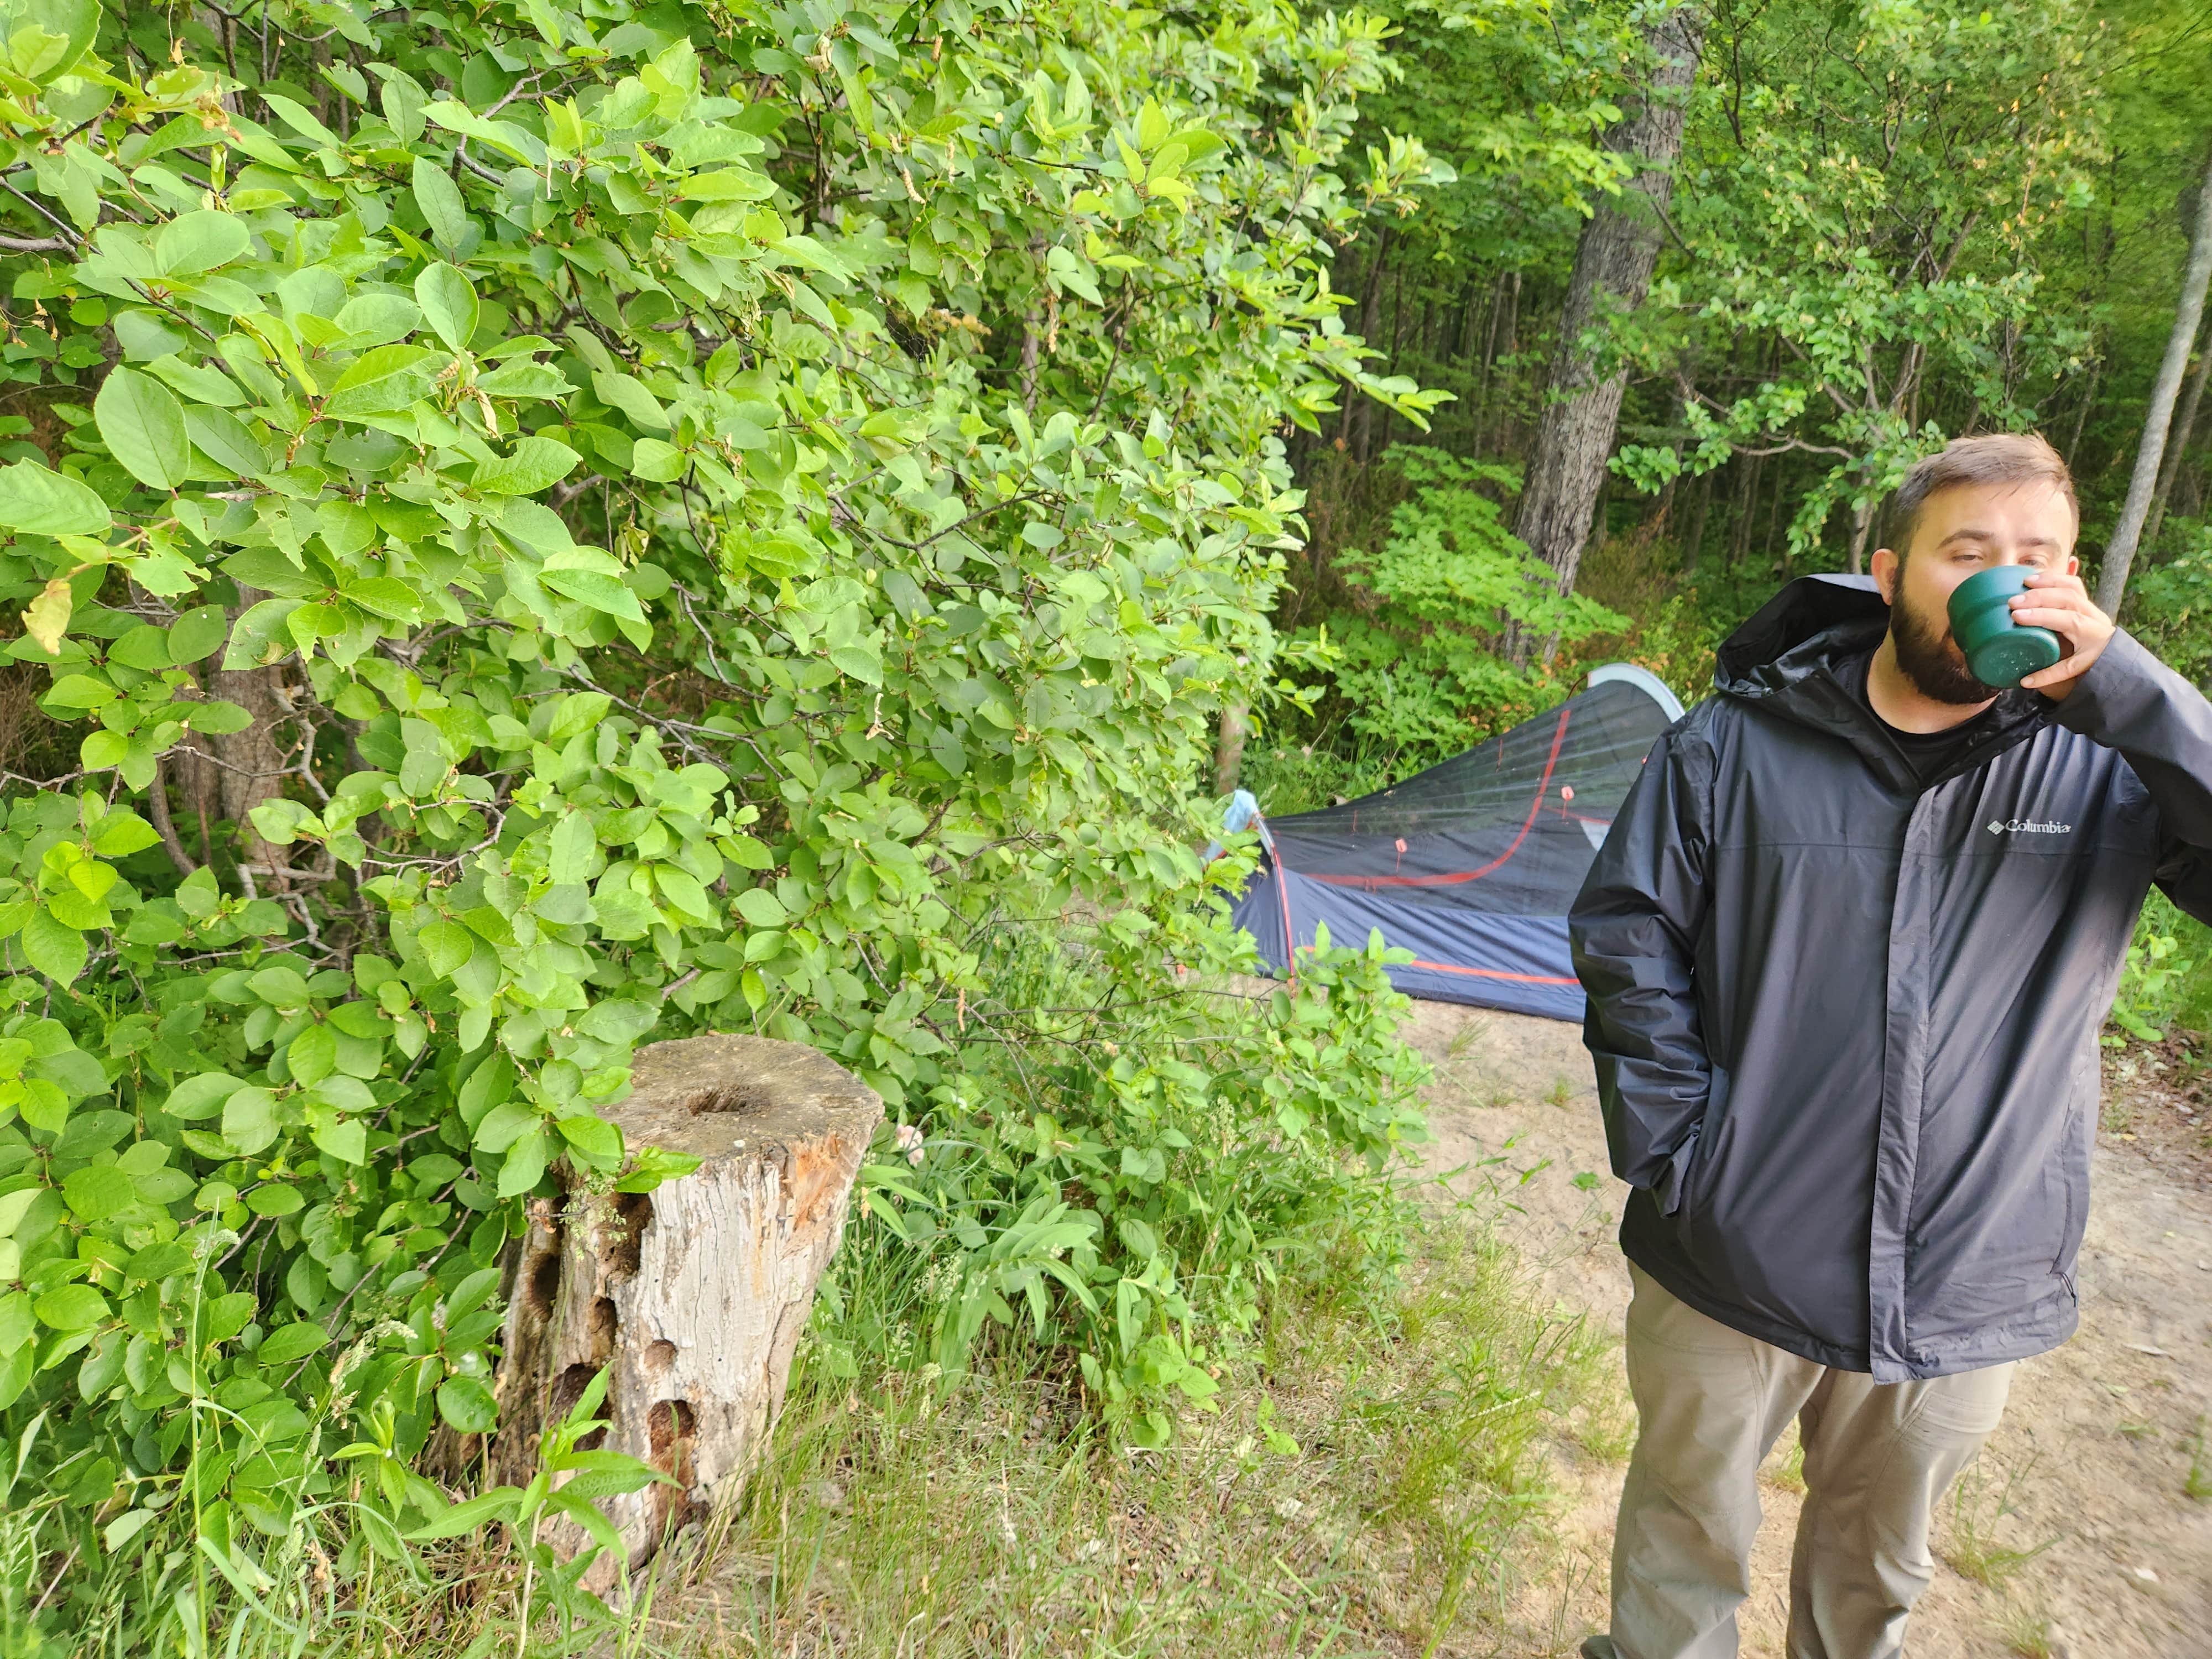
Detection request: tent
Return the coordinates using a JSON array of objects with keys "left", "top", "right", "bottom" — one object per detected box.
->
[{"left": 1228, "top": 665, "right": 1684, "bottom": 1020}]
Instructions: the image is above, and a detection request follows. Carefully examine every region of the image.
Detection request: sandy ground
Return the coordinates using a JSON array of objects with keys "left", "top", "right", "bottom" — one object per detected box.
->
[{"left": 1400, "top": 999, "right": 2212, "bottom": 1659}]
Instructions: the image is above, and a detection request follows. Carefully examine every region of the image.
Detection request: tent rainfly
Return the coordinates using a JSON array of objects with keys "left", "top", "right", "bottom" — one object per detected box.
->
[{"left": 1227, "top": 665, "right": 1684, "bottom": 1021}]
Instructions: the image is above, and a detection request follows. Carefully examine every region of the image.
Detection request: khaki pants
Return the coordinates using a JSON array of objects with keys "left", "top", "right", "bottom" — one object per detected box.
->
[{"left": 1589, "top": 1265, "right": 2015, "bottom": 1659}]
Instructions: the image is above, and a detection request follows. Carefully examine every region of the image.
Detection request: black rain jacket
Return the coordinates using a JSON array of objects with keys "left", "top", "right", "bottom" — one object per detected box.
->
[{"left": 1570, "top": 575, "right": 2212, "bottom": 1379}]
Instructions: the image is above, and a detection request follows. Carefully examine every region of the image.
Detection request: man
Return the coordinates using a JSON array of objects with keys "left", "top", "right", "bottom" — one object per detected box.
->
[{"left": 1568, "top": 432, "right": 2212, "bottom": 1659}]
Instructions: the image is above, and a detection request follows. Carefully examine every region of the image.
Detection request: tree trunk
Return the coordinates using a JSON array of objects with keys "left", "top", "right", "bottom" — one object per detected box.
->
[
  {"left": 1347, "top": 228, "right": 1393, "bottom": 461},
  {"left": 491, "top": 1035, "right": 881, "bottom": 1589},
  {"left": 1728, "top": 451, "right": 1762, "bottom": 570},
  {"left": 2064, "top": 346, "right": 2103, "bottom": 469},
  {"left": 1507, "top": 3, "right": 1707, "bottom": 660},
  {"left": 208, "top": 588, "right": 297, "bottom": 893},
  {"left": 2096, "top": 144, "right": 2212, "bottom": 615},
  {"left": 1847, "top": 494, "right": 1875, "bottom": 576},
  {"left": 1213, "top": 703, "right": 1248, "bottom": 796},
  {"left": 2145, "top": 320, "right": 2211, "bottom": 552},
  {"left": 1682, "top": 470, "right": 1713, "bottom": 575}
]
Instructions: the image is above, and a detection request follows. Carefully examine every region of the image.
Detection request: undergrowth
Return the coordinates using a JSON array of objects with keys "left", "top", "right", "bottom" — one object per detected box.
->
[{"left": 657, "top": 1199, "right": 1620, "bottom": 1658}]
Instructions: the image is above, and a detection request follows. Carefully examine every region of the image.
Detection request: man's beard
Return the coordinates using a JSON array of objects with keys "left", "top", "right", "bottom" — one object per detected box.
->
[{"left": 1891, "top": 591, "right": 1997, "bottom": 705}]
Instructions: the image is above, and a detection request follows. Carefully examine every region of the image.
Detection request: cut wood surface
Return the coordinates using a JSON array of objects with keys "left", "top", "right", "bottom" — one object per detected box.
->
[{"left": 491, "top": 1035, "right": 881, "bottom": 1584}]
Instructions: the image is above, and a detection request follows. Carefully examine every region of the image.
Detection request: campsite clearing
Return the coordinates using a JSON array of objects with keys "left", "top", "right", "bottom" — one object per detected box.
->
[{"left": 1407, "top": 999, "right": 2212, "bottom": 1658}]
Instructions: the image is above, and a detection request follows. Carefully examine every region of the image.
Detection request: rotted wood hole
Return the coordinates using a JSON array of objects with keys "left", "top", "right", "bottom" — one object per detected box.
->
[{"left": 488, "top": 1035, "right": 881, "bottom": 1588}]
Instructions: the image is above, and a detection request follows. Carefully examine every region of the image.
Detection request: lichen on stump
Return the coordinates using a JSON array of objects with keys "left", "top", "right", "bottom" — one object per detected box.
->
[{"left": 489, "top": 1035, "right": 881, "bottom": 1583}]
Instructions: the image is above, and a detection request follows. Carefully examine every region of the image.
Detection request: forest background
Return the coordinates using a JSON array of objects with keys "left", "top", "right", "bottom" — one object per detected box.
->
[{"left": 0, "top": 0, "right": 2207, "bottom": 1653}]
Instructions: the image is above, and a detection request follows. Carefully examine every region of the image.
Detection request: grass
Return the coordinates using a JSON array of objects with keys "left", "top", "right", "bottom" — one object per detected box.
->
[
  {"left": 1941, "top": 1457, "right": 2054, "bottom": 1589},
  {"left": 1996, "top": 1595, "right": 2055, "bottom": 1658},
  {"left": 639, "top": 1204, "right": 1623, "bottom": 1658},
  {"left": 6, "top": 1197, "right": 1618, "bottom": 1659},
  {"left": 1759, "top": 1425, "right": 1806, "bottom": 1495},
  {"left": 2186, "top": 1415, "right": 2211, "bottom": 1502},
  {"left": 1238, "top": 738, "right": 1407, "bottom": 819}
]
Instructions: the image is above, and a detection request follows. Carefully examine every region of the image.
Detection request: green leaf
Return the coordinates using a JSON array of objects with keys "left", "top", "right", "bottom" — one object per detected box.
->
[
  {"left": 94, "top": 367, "right": 193, "bottom": 492},
  {"left": 436, "top": 1375, "right": 499, "bottom": 1434},
  {"left": 473, "top": 1099, "right": 539, "bottom": 1154},
  {"left": 472, "top": 437, "right": 581, "bottom": 495},
  {"left": 221, "top": 1087, "right": 280, "bottom": 1156},
  {"left": 407, "top": 1486, "right": 520, "bottom": 1541},
  {"left": 416, "top": 920, "right": 473, "bottom": 975},
  {"left": 547, "top": 812, "right": 596, "bottom": 882},
  {"left": 310, "top": 1117, "right": 367, "bottom": 1164},
  {"left": 185, "top": 406, "right": 269, "bottom": 479},
  {"left": 496, "top": 1127, "right": 550, "bottom": 1197},
  {"left": 90, "top": 811, "right": 158, "bottom": 857},
  {"left": 331, "top": 291, "right": 422, "bottom": 347},
  {"left": 39, "top": 674, "right": 114, "bottom": 711},
  {"left": 540, "top": 565, "right": 645, "bottom": 622},
  {"left": 61, "top": 1166, "right": 135, "bottom": 1222},
  {"left": 160, "top": 1073, "right": 244, "bottom": 1121},
  {"left": 185, "top": 700, "right": 254, "bottom": 735},
  {"left": 19, "top": 909, "right": 87, "bottom": 983},
  {"left": 592, "top": 371, "right": 670, "bottom": 431},
  {"left": 340, "top": 578, "right": 422, "bottom": 623},
  {"left": 0, "top": 460, "right": 110, "bottom": 535},
  {"left": 322, "top": 345, "right": 438, "bottom": 420},
  {"left": 411, "top": 157, "right": 471, "bottom": 251},
  {"left": 679, "top": 167, "right": 776, "bottom": 201},
  {"left": 168, "top": 604, "right": 228, "bottom": 664},
  {"left": 0, "top": 1190, "right": 43, "bottom": 1238},
  {"left": 415, "top": 262, "right": 480, "bottom": 352},
  {"left": 286, "top": 1024, "right": 337, "bottom": 1086},
  {"left": 629, "top": 437, "right": 686, "bottom": 481},
  {"left": 245, "top": 1183, "right": 303, "bottom": 1218},
  {"left": 734, "top": 887, "right": 787, "bottom": 927},
  {"left": 249, "top": 799, "right": 319, "bottom": 844},
  {"left": 256, "top": 1322, "right": 328, "bottom": 1366},
  {"left": 155, "top": 211, "right": 251, "bottom": 276},
  {"left": 556, "top": 1113, "right": 622, "bottom": 1162},
  {"left": 34, "top": 1284, "right": 109, "bottom": 1331}
]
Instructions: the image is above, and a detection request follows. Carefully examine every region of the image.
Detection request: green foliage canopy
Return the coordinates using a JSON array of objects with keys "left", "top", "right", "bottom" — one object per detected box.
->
[{"left": 0, "top": 0, "right": 1443, "bottom": 1619}]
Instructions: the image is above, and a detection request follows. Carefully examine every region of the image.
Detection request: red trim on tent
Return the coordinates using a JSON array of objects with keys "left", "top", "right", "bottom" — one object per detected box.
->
[
  {"left": 1404, "top": 957, "right": 1579, "bottom": 987},
  {"left": 1290, "top": 707, "right": 1573, "bottom": 889}
]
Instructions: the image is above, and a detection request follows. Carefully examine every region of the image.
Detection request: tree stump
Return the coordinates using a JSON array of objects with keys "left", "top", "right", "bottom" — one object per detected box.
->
[{"left": 489, "top": 1035, "right": 881, "bottom": 1585}]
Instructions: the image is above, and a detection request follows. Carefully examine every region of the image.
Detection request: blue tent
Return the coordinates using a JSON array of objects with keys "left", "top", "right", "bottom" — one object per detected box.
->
[{"left": 1229, "top": 666, "right": 1684, "bottom": 1020}]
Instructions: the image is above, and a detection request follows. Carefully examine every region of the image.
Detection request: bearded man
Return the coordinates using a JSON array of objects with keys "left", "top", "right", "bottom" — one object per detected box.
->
[{"left": 1570, "top": 432, "right": 2212, "bottom": 1659}]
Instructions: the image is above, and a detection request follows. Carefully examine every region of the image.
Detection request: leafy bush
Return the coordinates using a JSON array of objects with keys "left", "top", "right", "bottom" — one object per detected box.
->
[
  {"left": 0, "top": 0, "right": 1443, "bottom": 1635},
  {"left": 2122, "top": 519, "right": 2212, "bottom": 687},
  {"left": 2109, "top": 887, "right": 2212, "bottom": 1048},
  {"left": 836, "top": 904, "right": 1429, "bottom": 1449},
  {"left": 1297, "top": 447, "right": 1624, "bottom": 766}
]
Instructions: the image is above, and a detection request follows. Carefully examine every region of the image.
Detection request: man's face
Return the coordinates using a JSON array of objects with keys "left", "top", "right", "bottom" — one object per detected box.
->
[{"left": 1870, "top": 480, "right": 2079, "bottom": 703}]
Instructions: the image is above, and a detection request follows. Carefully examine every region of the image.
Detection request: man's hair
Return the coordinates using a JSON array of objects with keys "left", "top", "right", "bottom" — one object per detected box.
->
[{"left": 1887, "top": 432, "right": 2078, "bottom": 561}]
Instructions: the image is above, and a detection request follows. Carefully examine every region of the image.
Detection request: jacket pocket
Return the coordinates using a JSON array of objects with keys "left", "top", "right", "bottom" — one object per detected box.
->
[{"left": 1668, "top": 1066, "right": 1731, "bottom": 1239}]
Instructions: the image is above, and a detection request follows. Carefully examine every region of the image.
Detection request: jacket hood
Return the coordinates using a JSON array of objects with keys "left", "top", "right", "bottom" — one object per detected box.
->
[
  {"left": 1712, "top": 573, "right": 2049, "bottom": 786},
  {"left": 1715, "top": 573, "right": 1887, "bottom": 695}
]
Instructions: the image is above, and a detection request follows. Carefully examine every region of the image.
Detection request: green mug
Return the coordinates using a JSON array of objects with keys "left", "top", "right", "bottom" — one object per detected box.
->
[{"left": 1945, "top": 566, "right": 2063, "bottom": 689}]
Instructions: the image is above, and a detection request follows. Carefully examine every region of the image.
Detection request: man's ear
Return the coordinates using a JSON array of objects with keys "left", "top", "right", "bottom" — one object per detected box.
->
[
  {"left": 2065, "top": 553, "right": 2080, "bottom": 577},
  {"left": 1871, "top": 546, "right": 1901, "bottom": 604}
]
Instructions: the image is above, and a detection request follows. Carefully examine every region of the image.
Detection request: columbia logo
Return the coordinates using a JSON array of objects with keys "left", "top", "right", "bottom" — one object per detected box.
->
[{"left": 1987, "top": 818, "right": 2072, "bottom": 835}]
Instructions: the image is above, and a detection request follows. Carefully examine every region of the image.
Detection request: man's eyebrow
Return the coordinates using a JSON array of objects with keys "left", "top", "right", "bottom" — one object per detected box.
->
[{"left": 1933, "top": 528, "right": 2062, "bottom": 549}]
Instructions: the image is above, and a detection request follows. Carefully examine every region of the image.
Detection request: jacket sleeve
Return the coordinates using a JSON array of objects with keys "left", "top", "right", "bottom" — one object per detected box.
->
[
  {"left": 1569, "top": 724, "right": 1715, "bottom": 1214},
  {"left": 2047, "top": 629, "right": 2212, "bottom": 925}
]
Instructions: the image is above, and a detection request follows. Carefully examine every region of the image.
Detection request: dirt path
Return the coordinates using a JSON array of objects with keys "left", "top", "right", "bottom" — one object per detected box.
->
[{"left": 1400, "top": 999, "right": 2212, "bottom": 1658}]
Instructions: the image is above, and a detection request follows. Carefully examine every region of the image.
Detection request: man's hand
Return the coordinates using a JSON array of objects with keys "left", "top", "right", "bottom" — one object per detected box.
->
[{"left": 2012, "top": 570, "right": 2115, "bottom": 701}]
